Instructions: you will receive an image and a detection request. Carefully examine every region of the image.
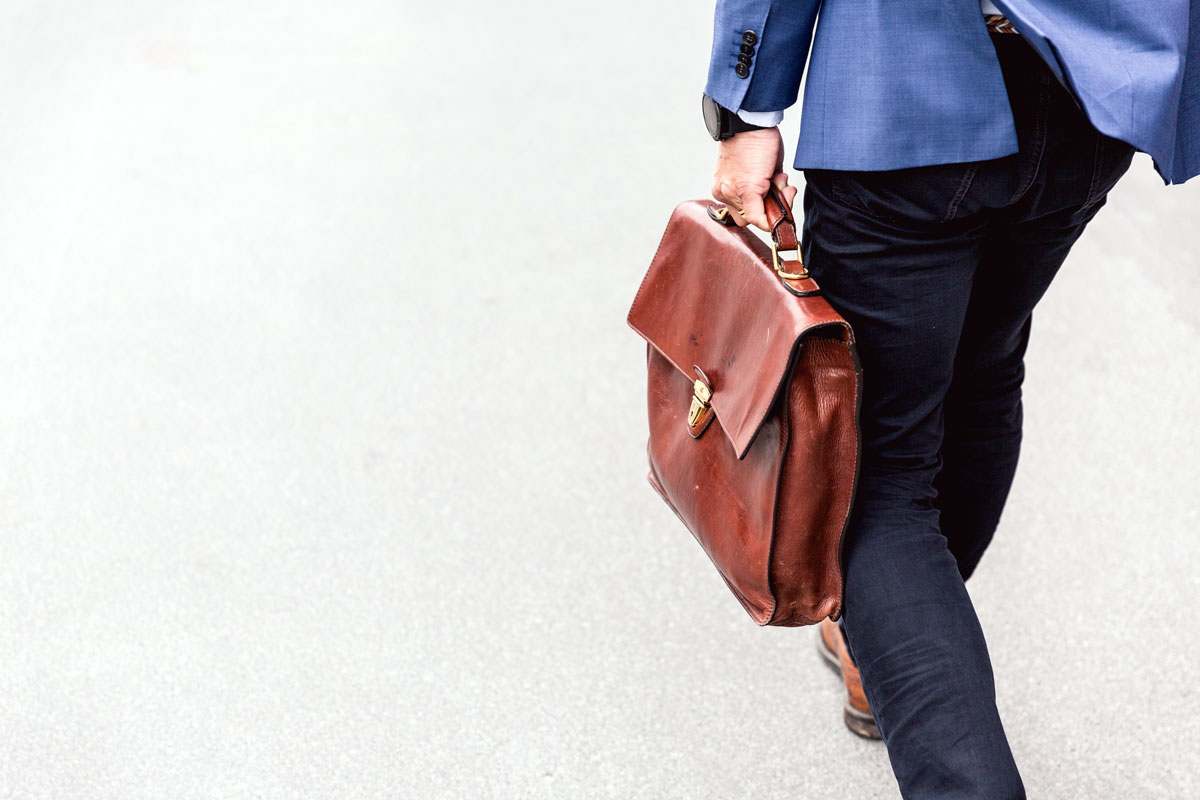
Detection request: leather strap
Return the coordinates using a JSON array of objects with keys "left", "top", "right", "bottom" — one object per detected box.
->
[{"left": 763, "top": 185, "right": 799, "bottom": 250}]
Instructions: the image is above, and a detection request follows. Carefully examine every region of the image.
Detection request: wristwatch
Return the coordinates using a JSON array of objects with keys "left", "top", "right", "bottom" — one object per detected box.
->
[{"left": 702, "top": 92, "right": 769, "bottom": 140}]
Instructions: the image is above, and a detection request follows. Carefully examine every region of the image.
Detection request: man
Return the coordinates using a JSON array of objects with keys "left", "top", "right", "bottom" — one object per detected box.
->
[{"left": 703, "top": 1, "right": 1197, "bottom": 797}]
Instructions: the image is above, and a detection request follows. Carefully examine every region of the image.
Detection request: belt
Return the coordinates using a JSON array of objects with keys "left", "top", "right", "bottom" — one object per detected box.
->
[{"left": 986, "top": 14, "right": 1020, "bottom": 35}]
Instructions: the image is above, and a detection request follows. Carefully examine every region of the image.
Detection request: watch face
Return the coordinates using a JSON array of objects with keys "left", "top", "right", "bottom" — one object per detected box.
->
[{"left": 702, "top": 94, "right": 723, "bottom": 140}]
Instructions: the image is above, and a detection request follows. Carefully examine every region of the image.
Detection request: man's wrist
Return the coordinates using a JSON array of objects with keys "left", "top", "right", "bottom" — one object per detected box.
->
[{"left": 704, "top": 93, "right": 785, "bottom": 139}]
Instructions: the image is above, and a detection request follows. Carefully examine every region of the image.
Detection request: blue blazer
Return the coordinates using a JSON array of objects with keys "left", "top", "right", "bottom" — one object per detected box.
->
[{"left": 705, "top": 0, "right": 1200, "bottom": 184}]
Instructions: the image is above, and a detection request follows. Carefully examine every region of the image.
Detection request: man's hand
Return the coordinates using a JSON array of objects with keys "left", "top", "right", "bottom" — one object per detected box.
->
[{"left": 711, "top": 127, "right": 798, "bottom": 232}]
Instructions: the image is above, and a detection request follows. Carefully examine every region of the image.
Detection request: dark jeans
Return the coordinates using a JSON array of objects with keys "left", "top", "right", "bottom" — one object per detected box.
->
[{"left": 800, "top": 33, "right": 1135, "bottom": 799}]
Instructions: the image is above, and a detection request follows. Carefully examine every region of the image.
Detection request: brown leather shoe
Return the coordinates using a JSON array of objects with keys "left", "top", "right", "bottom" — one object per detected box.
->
[{"left": 817, "top": 618, "right": 882, "bottom": 740}]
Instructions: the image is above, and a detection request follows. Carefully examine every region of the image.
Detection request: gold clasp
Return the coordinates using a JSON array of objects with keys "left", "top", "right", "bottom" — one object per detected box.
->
[
  {"left": 687, "top": 370, "right": 715, "bottom": 439},
  {"left": 771, "top": 241, "right": 809, "bottom": 281},
  {"left": 688, "top": 378, "right": 712, "bottom": 428}
]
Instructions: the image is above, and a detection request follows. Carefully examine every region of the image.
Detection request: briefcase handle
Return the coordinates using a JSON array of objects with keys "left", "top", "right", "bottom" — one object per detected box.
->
[{"left": 707, "top": 184, "right": 808, "bottom": 281}]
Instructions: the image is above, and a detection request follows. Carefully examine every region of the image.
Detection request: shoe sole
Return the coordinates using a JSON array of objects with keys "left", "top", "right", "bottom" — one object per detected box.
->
[
  {"left": 843, "top": 705, "right": 881, "bottom": 740},
  {"left": 814, "top": 627, "right": 883, "bottom": 741}
]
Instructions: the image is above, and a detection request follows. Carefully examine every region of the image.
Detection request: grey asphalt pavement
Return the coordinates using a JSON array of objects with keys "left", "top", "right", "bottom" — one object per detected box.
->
[{"left": 1, "top": 2, "right": 1197, "bottom": 798}]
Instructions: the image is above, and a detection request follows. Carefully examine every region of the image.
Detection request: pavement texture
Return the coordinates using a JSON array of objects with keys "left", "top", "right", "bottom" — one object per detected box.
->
[{"left": 0, "top": 2, "right": 1198, "bottom": 798}]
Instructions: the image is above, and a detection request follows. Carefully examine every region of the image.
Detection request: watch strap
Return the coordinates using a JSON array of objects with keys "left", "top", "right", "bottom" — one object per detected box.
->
[{"left": 725, "top": 111, "right": 769, "bottom": 136}]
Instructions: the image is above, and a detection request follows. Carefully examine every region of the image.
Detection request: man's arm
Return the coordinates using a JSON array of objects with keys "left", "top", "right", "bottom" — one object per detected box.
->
[
  {"left": 704, "top": 0, "right": 823, "bottom": 117},
  {"left": 705, "top": 0, "right": 821, "bottom": 231}
]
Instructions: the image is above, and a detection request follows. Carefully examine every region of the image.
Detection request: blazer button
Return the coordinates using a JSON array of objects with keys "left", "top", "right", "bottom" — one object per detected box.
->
[
  {"left": 742, "top": 30, "right": 758, "bottom": 45},
  {"left": 740, "top": 43, "right": 755, "bottom": 56},
  {"left": 737, "top": 53, "right": 752, "bottom": 66},
  {"left": 735, "top": 64, "right": 750, "bottom": 78}
]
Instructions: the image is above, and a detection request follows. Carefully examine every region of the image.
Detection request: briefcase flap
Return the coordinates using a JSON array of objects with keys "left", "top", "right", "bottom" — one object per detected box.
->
[{"left": 627, "top": 199, "right": 851, "bottom": 460}]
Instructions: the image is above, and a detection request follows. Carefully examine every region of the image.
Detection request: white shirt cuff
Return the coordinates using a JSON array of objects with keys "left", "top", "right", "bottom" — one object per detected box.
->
[{"left": 736, "top": 109, "right": 785, "bottom": 127}]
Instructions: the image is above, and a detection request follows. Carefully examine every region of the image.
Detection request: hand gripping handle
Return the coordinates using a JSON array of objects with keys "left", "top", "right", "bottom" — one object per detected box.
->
[{"left": 704, "top": 184, "right": 807, "bottom": 280}]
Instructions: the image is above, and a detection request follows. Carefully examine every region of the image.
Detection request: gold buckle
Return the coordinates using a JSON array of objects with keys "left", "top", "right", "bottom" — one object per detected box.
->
[
  {"left": 771, "top": 241, "right": 808, "bottom": 280},
  {"left": 688, "top": 378, "right": 712, "bottom": 429}
]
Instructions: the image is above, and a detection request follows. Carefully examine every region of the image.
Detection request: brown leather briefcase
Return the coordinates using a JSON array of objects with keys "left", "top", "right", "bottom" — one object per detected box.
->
[{"left": 627, "top": 187, "right": 862, "bottom": 626}]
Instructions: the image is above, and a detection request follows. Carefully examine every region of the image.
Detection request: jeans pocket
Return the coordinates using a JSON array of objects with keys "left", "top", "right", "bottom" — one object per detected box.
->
[
  {"left": 806, "top": 161, "right": 981, "bottom": 225},
  {"left": 1083, "top": 134, "right": 1136, "bottom": 210}
]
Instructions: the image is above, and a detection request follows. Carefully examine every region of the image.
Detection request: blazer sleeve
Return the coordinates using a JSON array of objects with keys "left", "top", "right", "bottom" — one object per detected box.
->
[{"left": 703, "top": 0, "right": 823, "bottom": 114}]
